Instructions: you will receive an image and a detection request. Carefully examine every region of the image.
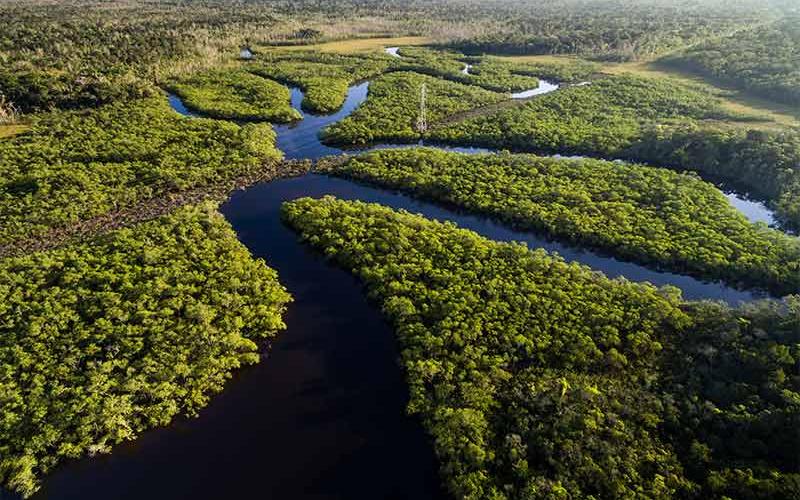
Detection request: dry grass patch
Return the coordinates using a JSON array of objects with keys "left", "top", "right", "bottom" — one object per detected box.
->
[{"left": 0, "top": 124, "right": 28, "bottom": 138}]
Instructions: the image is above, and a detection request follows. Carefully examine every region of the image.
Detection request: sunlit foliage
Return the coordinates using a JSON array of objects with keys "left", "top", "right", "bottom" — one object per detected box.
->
[
  {"left": 250, "top": 51, "right": 390, "bottom": 113},
  {"left": 321, "top": 148, "right": 800, "bottom": 294},
  {"left": 0, "top": 203, "right": 291, "bottom": 497},
  {"left": 323, "top": 71, "right": 505, "bottom": 145},
  {"left": 0, "top": 97, "right": 281, "bottom": 245},
  {"left": 166, "top": 69, "right": 301, "bottom": 122},
  {"left": 283, "top": 196, "right": 800, "bottom": 500}
]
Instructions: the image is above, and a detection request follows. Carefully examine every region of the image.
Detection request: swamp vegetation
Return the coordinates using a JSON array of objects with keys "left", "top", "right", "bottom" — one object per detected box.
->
[
  {"left": 320, "top": 148, "right": 800, "bottom": 294},
  {"left": 283, "top": 196, "right": 800, "bottom": 500},
  {"left": 0, "top": 204, "right": 291, "bottom": 497},
  {"left": 1, "top": 0, "right": 799, "bottom": 498}
]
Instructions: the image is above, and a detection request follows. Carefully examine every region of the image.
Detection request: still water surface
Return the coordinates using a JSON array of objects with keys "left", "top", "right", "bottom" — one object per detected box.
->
[{"left": 21, "top": 69, "right": 778, "bottom": 500}]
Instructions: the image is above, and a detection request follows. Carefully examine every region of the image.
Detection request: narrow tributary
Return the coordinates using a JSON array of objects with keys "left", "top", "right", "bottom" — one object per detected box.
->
[{"left": 24, "top": 67, "right": 776, "bottom": 500}]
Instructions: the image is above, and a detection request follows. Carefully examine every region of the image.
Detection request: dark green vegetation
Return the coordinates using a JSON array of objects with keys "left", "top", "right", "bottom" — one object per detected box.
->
[
  {"left": 323, "top": 72, "right": 505, "bottom": 145},
  {"left": 2, "top": 0, "right": 781, "bottom": 113},
  {"left": 166, "top": 69, "right": 301, "bottom": 122},
  {"left": 0, "top": 203, "right": 291, "bottom": 497},
  {"left": 627, "top": 125, "right": 800, "bottom": 231},
  {"left": 430, "top": 73, "right": 800, "bottom": 230},
  {"left": 283, "top": 196, "right": 800, "bottom": 500},
  {"left": 663, "top": 18, "right": 800, "bottom": 106},
  {"left": 250, "top": 52, "right": 390, "bottom": 113},
  {"left": 393, "top": 47, "right": 543, "bottom": 92},
  {"left": 661, "top": 298, "right": 800, "bottom": 500},
  {"left": 481, "top": 57, "right": 599, "bottom": 84},
  {"left": 441, "top": 0, "right": 774, "bottom": 61},
  {"left": 3, "top": 1, "right": 800, "bottom": 498},
  {"left": 431, "top": 74, "right": 749, "bottom": 155},
  {"left": 0, "top": 97, "right": 281, "bottom": 245},
  {"left": 320, "top": 148, "right": 800, "bottom": 294}
]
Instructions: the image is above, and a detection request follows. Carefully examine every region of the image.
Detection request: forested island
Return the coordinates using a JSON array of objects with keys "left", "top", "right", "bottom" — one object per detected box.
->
[{"left": 1, "top": 0, "right": 799, "bottom": 499}]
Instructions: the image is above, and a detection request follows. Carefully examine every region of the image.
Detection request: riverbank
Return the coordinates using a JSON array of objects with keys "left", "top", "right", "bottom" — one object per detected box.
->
[{"left": 0, "top": 159, "right": 311, "bottom": 259}]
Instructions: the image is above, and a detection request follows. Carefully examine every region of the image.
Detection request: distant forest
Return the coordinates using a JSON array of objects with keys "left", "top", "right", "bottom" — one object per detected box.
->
[
  {"left": 663, "top": 17, "right": 800, "bottom": 105},
  {"left": 1, "top": 0, "right": 796, "bottom": 112}
]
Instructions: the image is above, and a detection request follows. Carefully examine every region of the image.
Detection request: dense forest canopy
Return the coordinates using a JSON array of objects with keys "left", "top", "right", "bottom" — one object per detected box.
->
[
  {"left": 427, "top": 74, "right": 800, "bottom": 230},
  {"left": 429, "top": 73, "right": 750, "bottom": 156},
  {"left": 0, "top": 97, "right": 282, "bottom": 245},
  {"left": 0, "top": 203, "right": 291, "bottom": 497},
  {"left": 283, "top": 196, "right": 800, "bottom": 500},
  {"left": 320, "top": 148, "right": 800, "bottom": 294},
  {"left": 166, "top": 68, "right": 302, "bottom": 122},
  {"left": 662, "top": 17, "right": 800, "bottom": 106},
  {"left": 322, "top": 71, "right": 506, "bottom": 145},
  {"left": 2, "top": 0, "right": 800, "bottom": 498},
  {"left": 249, "top": 51, "right": 391, "bottom": 113},
  {"left": 0, "top": 0, "right": 793, "bottom": 111}
]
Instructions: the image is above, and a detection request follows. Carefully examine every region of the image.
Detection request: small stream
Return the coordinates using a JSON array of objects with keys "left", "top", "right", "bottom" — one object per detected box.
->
[
  {"left": 385, "top": 47, "right": 561, "bottom": 99},
  {"left": 163, "top": 82, "right": 776, "bottom": 300},
  {"left": 167, "top": 94, "right": 200, "bottom": 117},
  {"left": 168, "top": 78, "right": 779, "bottom": 227},
  {"left": 510, "top": 79, "right": 560, "bottom": 98}
]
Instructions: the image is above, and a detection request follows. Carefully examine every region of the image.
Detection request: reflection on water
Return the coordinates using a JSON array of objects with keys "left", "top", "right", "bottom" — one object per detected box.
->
[
  {"left": 166, "top": 93, "right": 199, "bottom": 117},
  {"left": 244, "top": 175, "right": 761, "bottom": 304},
  {"left": 511, "top": 79, "right": 560, "bottom": 98},
  {"left": 24, "top": 53, "right": 785, "bottom": 500},
  {"left": 166, "top": 84, "right": 783, "bottom": 228}
]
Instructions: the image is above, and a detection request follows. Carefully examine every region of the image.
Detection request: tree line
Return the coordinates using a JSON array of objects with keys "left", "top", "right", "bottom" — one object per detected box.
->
[
  {"left": 282, "top": 195, "right": 800, "bottom": 500},
  {"left": 319, "top": 148, "right": 800, "bottom": 295},
  {"left": 0, "top": 203, "right": 291, "bottom": 497},
  {"left": 0, "top": 97, "right": 281, "bottom": 245},
  {"left": 661, "top": 17, "right": 800, "bottom": 106},
  {"left": 427, "top": 74, "right": 800, "bottom": 230}
]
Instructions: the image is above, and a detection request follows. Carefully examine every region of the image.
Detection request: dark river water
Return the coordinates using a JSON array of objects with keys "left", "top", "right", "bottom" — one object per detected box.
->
[
  {"left": 20, "top": 74, "right": 776, "bottom": 500},
  {"left": 29, "top": 174, "right": 447, "bottom": 500}
]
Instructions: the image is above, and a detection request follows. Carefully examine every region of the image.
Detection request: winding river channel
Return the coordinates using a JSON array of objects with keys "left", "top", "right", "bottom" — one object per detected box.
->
[{"left": 25, "top": 70, "right": 777, "bottom": 499}]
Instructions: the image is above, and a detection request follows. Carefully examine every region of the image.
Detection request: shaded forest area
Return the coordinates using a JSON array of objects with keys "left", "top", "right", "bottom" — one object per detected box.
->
[{"left": 662, "top": 17, "right": 800, "bottom": 106}]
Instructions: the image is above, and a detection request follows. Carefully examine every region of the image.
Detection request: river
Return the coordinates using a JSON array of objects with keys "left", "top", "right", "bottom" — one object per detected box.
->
[
  {"left": 385, "top": 46, "right": 561, "bottom": 99},
  {"left": 23, "top": 68, "right": 774, "bottom": 500}
]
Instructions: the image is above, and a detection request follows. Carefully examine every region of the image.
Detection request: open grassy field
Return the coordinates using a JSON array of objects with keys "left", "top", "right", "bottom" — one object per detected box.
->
[
  {"left": 497, "top": 54, "right": 800, "bottom": 130},
  {"left": 602, "top": 60, "right": 800, "bottom": 127}
]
